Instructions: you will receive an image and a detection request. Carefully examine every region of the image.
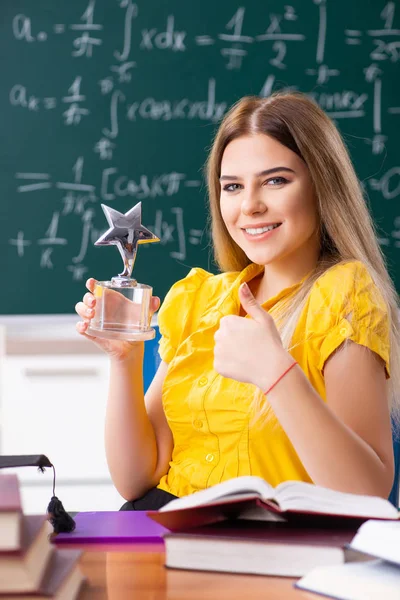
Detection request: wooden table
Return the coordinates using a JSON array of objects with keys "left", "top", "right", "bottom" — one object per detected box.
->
[{"left": 76, "top": 543, "right": 317, "bottom": 599}]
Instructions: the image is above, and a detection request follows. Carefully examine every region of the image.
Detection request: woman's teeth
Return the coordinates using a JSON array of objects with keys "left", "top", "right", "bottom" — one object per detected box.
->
[{"left": 244, "top": 224, "right": 280, "bottom": 235}]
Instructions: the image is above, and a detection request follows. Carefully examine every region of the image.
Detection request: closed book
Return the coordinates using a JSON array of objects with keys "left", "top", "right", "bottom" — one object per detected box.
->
[
  {"left": 0, "top": 515, "right": 53, "bottom": 593},
  {"left": 54, "top": 511, "right": 168, "bottom": 545},
  {"left": 148, "top": 476, "right": 399, "bottom": 531},
  {"left": 163, "top": 521, "right": 368, "bottom": 577},
  {"left": 295, "top": 559, "right": 400, "bottom": 600},
  {"left": 0, "top": 549, "right": 84, "bottom": 600},
  {"left": 0, "top": 475, "right": 22, "bottom": 552}
]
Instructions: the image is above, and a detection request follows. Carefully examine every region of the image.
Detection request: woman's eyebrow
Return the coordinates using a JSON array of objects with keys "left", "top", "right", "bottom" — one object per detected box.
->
[{"left": 219, "top": 166, "right": 295, "bottom": 181}]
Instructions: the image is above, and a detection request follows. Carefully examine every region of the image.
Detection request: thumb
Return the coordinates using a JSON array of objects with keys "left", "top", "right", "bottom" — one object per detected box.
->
[{"left": 239, "top": 283, "right": 266, "bottom": 322}]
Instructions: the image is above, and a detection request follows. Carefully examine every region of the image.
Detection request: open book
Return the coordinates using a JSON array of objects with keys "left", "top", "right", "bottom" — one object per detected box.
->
[
  {"left": 296, "top": 519, "right": 400, "bottom": 599},
  {"left": 296, "top": 559, "right": 400, "bottom": 600},
  {"left": 147, "top": 476, "right": 399, "bottom": 531},
  {"left": 348, "top": 519, "right": 400, "bottom": 565}
]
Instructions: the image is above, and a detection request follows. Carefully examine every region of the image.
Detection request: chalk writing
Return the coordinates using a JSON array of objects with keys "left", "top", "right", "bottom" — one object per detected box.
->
[{"left": 4, "top": 0, "right": 400, "bottom": 306}]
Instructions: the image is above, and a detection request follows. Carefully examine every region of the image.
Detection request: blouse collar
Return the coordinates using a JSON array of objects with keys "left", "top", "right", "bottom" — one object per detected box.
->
[{"left": 215, "top": 263, "right": 306, "bottom": 316}]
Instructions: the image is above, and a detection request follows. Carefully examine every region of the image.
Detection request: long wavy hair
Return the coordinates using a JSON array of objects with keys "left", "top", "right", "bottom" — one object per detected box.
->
[{"left": 206, "top": 91, "right": 400, "bottom": 427}]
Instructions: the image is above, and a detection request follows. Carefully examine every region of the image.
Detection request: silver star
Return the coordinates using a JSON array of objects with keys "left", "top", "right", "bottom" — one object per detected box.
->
[{"left": 94, "top": 202, "right": 159, "bottom": 278}]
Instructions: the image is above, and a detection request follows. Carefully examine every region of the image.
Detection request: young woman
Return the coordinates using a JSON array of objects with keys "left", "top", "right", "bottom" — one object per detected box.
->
[{"left": 75, "top": 92, "right": 400, "bottom": 510}]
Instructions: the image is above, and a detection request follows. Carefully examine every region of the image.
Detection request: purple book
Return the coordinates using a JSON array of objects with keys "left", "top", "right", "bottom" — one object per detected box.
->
[{"left": 53, "top": 511, "right": 168, "bottom": 545}]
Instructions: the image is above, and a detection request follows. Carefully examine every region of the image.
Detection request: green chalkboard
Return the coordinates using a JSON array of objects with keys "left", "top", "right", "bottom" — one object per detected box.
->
[{"left": 1, "top": 0, "right": 400, "bottom": 314}]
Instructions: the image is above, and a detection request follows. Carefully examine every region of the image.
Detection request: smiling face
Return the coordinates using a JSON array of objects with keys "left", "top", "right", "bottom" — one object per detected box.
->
[{"left": 219, "top": 134, "right": 320, "bottom": 269}]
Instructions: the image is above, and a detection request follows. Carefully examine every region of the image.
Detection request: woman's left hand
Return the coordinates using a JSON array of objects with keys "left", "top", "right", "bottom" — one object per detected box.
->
[{"left": 213, "top": 283, "right": 293, "bottom": 392}]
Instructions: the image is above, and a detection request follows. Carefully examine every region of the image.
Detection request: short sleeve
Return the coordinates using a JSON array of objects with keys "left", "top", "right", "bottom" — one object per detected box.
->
[
  {"left": 309, "top": 262, "right": 390, "bottom": 377},
  {"left": 157, "top": 268, "right": 213, "bottom": 364}
]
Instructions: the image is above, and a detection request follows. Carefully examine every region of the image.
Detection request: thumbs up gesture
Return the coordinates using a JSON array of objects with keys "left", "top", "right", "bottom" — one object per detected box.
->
[{"left": 213, "top": 283, "right": 293, "bottom": 392}]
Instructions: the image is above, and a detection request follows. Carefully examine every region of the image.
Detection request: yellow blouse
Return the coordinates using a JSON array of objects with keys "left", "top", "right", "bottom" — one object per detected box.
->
[{"left": 156, "top": 260, "right": 390, "bottom": 497}]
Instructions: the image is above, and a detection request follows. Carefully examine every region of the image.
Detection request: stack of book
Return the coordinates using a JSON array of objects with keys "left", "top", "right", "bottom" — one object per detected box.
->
[
  {"left": 147, "top": 475, "right": 400, "bottom": 579},
  {"left": 296, "top": 519, "right": 400, "bottom": 600},
  {"left": 0, "top": 474, "right": 84, "bottom": 599}
]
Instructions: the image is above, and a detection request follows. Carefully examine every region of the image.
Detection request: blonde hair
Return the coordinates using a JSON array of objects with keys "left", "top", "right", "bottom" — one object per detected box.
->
[{"left": 206, "top": 91, "right": 400, "bottom": 427}]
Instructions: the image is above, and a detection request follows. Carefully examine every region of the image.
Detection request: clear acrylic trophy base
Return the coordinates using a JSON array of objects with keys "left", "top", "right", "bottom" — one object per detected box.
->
[{"left": 86, "top": 277, "right": 155, "bottom": 342}]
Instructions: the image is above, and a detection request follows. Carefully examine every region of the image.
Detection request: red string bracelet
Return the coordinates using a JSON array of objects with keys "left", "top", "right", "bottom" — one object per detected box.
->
[{"left": 264, "top": 361, "right": 298, "bottom": 395}]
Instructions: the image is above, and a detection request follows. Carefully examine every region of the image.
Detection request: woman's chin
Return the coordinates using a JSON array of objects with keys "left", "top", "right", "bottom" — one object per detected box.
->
[{"left": 242, "top": 249, "right": 279, "bottom": 266}]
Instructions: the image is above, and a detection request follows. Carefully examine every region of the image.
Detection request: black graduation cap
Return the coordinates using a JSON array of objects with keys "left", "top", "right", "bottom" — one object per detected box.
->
[{"left": 0, "top": 455, "right": 75, "bottom": 534}]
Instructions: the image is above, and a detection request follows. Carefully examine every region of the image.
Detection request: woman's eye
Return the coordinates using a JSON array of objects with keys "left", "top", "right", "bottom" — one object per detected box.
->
[
  {"left": 266, "top": 177, "right": 289, "bottom": 186},
  {"left": 223, "top": 183, "right": 242, "bottom": 192}
]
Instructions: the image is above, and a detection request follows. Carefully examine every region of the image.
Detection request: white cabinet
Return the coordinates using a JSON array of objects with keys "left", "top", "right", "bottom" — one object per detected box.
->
[
  {"left": 2, "top": 354, "right": 111, "bottom": 480},
  {"left": 0, "top": 319, "right": 125, "bottom": 513}
]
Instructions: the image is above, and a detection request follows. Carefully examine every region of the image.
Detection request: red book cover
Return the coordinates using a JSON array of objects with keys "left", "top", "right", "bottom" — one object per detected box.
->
[
  {"left": 147, "top": 495, "right": 378, "bottom": 532},
  {"left": 0, "top": 474, "right": 22, "bottom": 513},
  {"left": 164, "top": 520, "right": 358, "bottom": 547}
]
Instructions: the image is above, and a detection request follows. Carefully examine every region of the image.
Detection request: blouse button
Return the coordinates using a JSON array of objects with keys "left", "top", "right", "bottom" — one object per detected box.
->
[
  {"left": 205, "top": 453, "right": 214, "bottom": 463},
  {"left": 198, "top": 376, "right": 208, "bottom": 387},
  {"left": 193, "top": 419, "right": 203, "bottom": 429},
  {"left": 340, "top": 327, "right": 348, "bottom": 336}
]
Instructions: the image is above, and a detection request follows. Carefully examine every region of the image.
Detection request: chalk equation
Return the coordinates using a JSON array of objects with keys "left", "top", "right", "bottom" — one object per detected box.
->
[
  {"left": 8, "top": 204, "right": 200, "bottom": 281},
  {"left": 9, "top": 0, "right": 400, "bottom": 156},
  {"left": 9, "top": 157, "right": 205, "bottom": 280},
  {"left": 3, "top": 0, "right": 400, "bottom": 306}
]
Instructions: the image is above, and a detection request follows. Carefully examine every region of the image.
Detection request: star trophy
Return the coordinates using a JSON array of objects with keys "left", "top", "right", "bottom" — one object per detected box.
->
[{"left": 86, "top": 202, "right": 160, "bottom": 341}]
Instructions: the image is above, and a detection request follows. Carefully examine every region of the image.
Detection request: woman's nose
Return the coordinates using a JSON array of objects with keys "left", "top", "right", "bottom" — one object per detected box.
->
[{"left": 241, "top": 190, "right": 267, "bottom": 216}]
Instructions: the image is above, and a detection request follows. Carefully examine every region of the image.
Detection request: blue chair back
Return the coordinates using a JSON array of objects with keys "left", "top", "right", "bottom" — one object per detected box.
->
[
  {"left": 143, "top": 326, "right": 162, "bottom": 392},
  {"left": 389, "top": 433, "right": 400, "bottom": 507}
]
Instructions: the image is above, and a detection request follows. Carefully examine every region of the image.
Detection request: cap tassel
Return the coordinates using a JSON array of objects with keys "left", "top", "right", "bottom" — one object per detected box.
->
[{"left": 46, "top": 465, "right": 76, "bottom": 534}]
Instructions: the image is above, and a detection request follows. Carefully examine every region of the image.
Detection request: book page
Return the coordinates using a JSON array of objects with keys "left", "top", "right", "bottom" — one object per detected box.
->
[
  {"left": 159, "top": 476, "right": 274, "bottom": 512},
  {"left": 273, "top": 481, "right": 399, "bottom": 518}
]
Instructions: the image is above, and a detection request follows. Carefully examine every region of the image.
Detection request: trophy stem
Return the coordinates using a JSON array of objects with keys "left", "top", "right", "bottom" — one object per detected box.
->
[{"left": 118, "top": 253, "right": 136, "bottom": 278}]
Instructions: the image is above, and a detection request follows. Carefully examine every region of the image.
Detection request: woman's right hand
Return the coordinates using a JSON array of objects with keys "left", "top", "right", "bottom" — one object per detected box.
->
[{"left": 75, "top": 278, "right": 160, "bottom": 362}]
